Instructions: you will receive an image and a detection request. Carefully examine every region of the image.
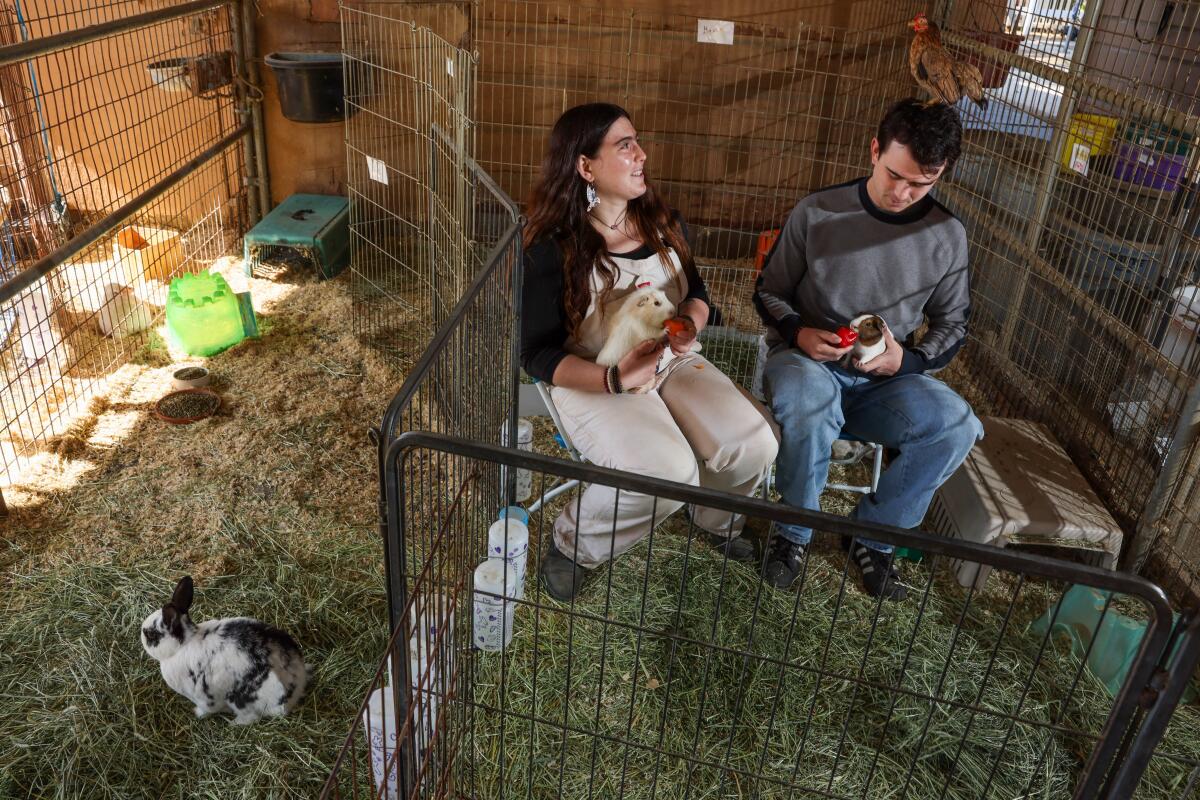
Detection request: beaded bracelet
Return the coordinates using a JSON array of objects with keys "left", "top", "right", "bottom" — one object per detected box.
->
[
  {"left": 609, "top": 365, "right": 623, "bottom": 395},
  {"left": 602, "top": 365, "right": 612, "bottom": 394}
]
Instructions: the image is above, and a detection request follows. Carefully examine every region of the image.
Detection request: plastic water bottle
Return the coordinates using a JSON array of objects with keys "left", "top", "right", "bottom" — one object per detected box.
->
[
  {"left": 473, "top": 558, "right": 518, "bottom": 651},
  {"left": 501, "top": 418, "right": 534, "bottom": 502},
  {"left": 487, "top": 516, "right": 529, "bottom": 601}
]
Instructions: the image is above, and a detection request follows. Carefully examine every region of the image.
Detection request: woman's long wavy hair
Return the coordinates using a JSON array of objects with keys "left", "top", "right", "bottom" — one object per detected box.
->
[{"left": 524, "top": 103, "right": 693, "bottom": 337}]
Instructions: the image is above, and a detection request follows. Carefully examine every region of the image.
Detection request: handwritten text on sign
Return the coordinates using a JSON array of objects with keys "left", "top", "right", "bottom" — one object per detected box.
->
[{"left": 697, "top": 19, "right": 734, "bottom": 45}]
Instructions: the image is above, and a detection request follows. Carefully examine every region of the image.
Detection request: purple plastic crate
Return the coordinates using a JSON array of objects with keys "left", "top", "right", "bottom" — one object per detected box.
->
[{"left": 1113, "top": 143, "right": 1187, "bottom": 191}]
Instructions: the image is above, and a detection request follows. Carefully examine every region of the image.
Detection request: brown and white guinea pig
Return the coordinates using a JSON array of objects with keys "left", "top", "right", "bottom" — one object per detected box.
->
[
  {"left": 141, "top": 576, "right": 310, "bottom": 725},
  {"left": 595, "top": 286, "right": 676, "bottom": 367},
  {"left": 849, "top": 314, "right": 887, "bottom": 365}
]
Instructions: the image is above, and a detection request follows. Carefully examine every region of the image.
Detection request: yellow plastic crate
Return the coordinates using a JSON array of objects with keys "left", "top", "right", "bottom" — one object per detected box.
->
[{"left": 1060, "top": 113, "right": 1119, "bottom": 173}]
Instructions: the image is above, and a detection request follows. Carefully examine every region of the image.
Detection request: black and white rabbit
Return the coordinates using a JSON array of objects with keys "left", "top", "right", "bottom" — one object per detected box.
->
[{"left": 140, "top": 576, "right": 310, "bottom": 725}]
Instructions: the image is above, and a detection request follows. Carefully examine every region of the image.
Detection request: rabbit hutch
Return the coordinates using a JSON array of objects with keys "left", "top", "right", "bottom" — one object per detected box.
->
[{"left": 2, "top": 0, "right": 1200, "bottom": 799}]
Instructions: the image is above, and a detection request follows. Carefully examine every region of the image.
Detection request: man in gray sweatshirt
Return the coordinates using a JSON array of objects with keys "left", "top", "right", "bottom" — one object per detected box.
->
[{"left": 754, "top": 98, "right": 983, "bottom": 600}]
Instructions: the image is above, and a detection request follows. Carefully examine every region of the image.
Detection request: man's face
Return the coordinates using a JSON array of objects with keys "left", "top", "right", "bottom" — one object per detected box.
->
[{"left": 867, "top": 138, "right": 945, "bottom": 212}]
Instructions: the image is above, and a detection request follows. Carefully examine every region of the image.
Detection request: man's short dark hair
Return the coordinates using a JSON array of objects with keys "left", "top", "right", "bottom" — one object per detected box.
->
[{"left": 876, "top": 98, "right": 962, "bottom": 174}]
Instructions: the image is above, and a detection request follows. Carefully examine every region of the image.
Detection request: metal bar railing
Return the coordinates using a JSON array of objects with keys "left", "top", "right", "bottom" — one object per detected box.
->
[
  {"left": 0, "top": 0, "right": 228, "bottom": 68},
  {"left": 0, "top": 123, "right": 252, "bottom": 306},
  {"left": 383, "top": 431, "right": 1185, "bottom": 800}
]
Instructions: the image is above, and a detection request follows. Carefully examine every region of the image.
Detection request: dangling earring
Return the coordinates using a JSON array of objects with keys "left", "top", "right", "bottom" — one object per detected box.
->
[{"left": 585, "top": 182, "right": 599, "bottom": 212}]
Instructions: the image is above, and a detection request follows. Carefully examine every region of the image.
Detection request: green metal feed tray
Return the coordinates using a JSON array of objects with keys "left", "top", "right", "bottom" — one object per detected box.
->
[
  {"left": 165, "top": 271, "right": 247, "bottom": 356},
  {"left": 244, "top": 193, "right": 350, "bottom": 279}
]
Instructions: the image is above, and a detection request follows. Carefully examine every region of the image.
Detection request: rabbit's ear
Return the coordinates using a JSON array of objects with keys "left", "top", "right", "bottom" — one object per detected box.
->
[
  {"left": 170, "top": 576, "right": 194, "bottom": 615},
  {"left": 160, "top": 604, "right": 181, "bottom": 638}
]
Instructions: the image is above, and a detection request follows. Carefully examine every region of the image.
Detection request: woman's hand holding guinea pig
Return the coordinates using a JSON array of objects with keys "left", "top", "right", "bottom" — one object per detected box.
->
[
  {"left": 615, "top": 338, "right": 665, "bottom": 390},
  {"left": 853, "top": 324, "right": 902, "bottom": 376},
  {"left": 795, "top": 327, "right": 853, "bottom": 362}
]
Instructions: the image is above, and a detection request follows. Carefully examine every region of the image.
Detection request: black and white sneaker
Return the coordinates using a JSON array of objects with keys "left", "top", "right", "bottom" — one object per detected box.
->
[
  {"left": 847, "top": 540, "right": 907, "bottom": 601},
  {"left": 761, "top": 531, "right": 807, "bottom": 589}
]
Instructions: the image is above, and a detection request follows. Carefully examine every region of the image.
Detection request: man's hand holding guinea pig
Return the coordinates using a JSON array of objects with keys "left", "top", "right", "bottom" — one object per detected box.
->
[
  {"left": 852, "top": 324, "right": 903, "bottom": 376},
  {"left": 795, "top": 327, "right": 853, "bottom": 362}
]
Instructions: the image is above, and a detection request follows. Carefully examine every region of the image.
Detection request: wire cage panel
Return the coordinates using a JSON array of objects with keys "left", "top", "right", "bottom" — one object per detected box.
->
[
  {"left": 926, "top": 6, "right": 1200, "bottom": 600},
  {"left": 473, "top": 1, "right": 922, "bottom": 261},
  {"left": 344, "top": 5, "right": 478, "bottom": 358},
  {"left": 0, "top": 0, "right": 250, "bottom": 491},
  {"left": 321, "top": 209, "right": 1200, "bottom": 799}
]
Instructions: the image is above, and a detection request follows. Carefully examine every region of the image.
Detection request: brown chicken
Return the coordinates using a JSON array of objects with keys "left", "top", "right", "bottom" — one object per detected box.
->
[{"left": 909, "top": 13, "right": 988, "bottom": 111}]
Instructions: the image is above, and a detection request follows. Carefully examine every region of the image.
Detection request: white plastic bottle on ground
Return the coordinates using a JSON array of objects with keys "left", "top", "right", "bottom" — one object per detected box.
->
[
  {"left": 473, "top": 558, "right": 518, "bottom": 651},
  {"left": 487, "top": 516, "right": 529, "bottom": 601}
]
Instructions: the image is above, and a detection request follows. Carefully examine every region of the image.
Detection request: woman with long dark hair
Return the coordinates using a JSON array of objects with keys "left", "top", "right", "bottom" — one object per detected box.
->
[{"left": 521, "top": 103, "right": 778, "bottom": 601}]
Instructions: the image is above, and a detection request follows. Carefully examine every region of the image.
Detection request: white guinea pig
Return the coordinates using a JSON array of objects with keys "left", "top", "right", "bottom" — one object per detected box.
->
[{"left": 595, "top": 287, "right": 676, "bottom": 368}]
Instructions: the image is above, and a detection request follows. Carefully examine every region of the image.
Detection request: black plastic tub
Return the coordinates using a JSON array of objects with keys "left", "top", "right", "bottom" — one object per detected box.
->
[{"left": 264, "top": 52, "right": 353, "bottom": 123}]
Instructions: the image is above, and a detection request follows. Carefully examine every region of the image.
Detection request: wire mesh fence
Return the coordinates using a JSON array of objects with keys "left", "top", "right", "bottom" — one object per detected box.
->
[
  {"left": 343, "top": 3, "right": 478, "bottom": 359},
  {"left": 0, "top": 0, "right": 252, "bottom": 494},
  {"left": 473, "top": 0, "right": 922, "bottom": 262},
  {"left": 926, "top": 1, "right": 1200, "bottom": 603}
]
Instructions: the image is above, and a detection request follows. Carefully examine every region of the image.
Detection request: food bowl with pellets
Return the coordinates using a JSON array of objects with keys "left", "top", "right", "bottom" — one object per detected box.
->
[
  {"left": 171, "top": 365, "right": 211, "bottom": 390},
  {"left": 155, "top": 388, "right": 221, "bottom": 424}
]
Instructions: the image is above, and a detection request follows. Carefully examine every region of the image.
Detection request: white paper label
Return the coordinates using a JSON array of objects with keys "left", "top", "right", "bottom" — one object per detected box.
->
[
  {"left": 446, "top": 57, "right": 455, "bottom": 77},
  {"left": 367, "top": 155, "right": 388, "bottom": 185},
  {"left": 697, "top": 19, "right": 734, "bottom": 45},
  {"left": 1069, "top": 142, "right": 1090, "bottom": 175}
]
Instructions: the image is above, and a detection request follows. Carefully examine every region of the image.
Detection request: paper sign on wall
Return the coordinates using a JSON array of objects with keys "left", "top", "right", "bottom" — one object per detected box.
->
[
  {"left": 697, "top": 19, "right": 734, "bottom": 45},
  {"left": 1068, "top": 142, "right": 1090, "bottom": 175},
  {"left": 367, "top": 155, "right": 389, "bottom": 185}
]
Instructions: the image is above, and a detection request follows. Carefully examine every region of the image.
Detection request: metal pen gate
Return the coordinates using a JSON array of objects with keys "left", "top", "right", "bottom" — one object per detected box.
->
[{"left": 321, "top": 164, "right": 1200, "bottom": 798}]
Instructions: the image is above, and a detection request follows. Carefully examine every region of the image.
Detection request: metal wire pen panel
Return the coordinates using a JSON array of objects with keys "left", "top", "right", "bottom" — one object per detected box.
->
[
  {"left": 331, "top": 433, "right": 1200, "bottom": 800},
  {"left": 320, "top": 201, "right": 1200, "bottom": 796},
  {"left": 0, "top": 0, "right": 249, "bottom": 491},
  {"left": 929, "top": 2, "right": 1200, "bottom": 601},
  {"left": 343, "top": 5, "right": 478, "bottom": 358}
]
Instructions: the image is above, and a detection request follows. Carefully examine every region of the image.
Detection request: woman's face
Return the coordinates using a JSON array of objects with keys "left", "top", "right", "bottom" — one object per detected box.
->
[{"left": 577, "top": 117, "right": 647, "bottom": 204}]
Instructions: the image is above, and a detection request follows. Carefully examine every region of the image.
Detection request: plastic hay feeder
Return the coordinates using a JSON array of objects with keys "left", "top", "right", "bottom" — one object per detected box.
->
[
  {"left": 155, "top": 388, "right": 221, "bottom": 424},
  {"left": 165, "top": 271, "right": 246, "bottom": 356}
]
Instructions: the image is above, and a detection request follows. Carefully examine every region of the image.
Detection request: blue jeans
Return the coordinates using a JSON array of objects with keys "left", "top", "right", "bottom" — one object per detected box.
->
[{"left": 764, "top": 350, "right": 983, "bottom": 553}]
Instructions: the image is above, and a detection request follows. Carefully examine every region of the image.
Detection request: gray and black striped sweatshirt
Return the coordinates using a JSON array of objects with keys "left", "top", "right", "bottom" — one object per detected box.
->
[{"left": 753, "top": 178, "right": 970, "bottom": 375}]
